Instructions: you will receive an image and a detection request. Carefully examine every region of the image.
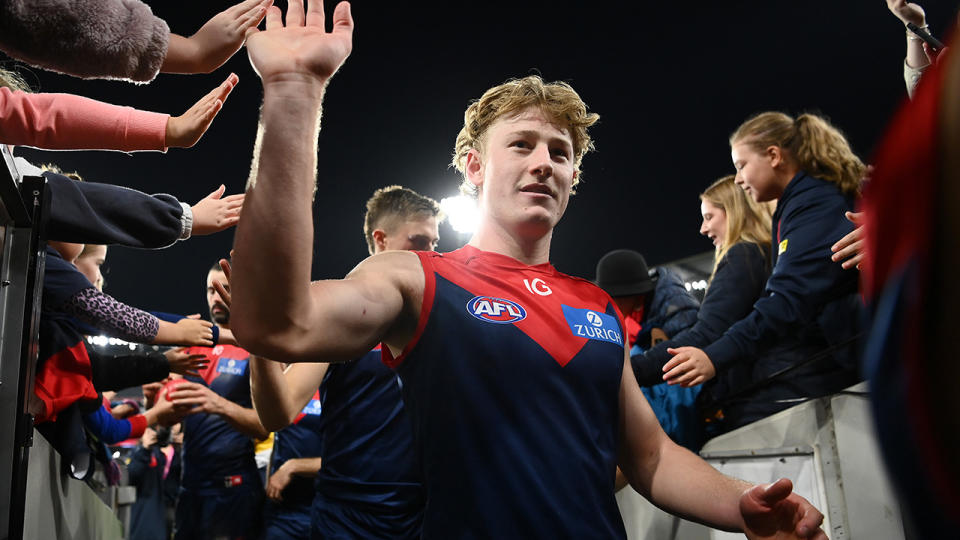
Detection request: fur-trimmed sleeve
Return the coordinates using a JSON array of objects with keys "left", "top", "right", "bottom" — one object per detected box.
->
[{"left": 0, "top": 0, "right": 169, "bottom": 83}]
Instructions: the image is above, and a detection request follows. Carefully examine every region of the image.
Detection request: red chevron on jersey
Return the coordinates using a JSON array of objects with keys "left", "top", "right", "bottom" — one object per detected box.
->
[{"left": 401, "top": 246, "right": 623, "bottom": 368}]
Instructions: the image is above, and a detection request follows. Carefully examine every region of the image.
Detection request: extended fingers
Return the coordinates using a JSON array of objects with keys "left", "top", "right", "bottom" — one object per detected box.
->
[
  {"left": 264, "top": 4, "right": 283, "bottom": 30},
  {"left": 759, "top": 478, "right": 793, "bottom": 505},
  {"left": 331, "top": 1, "right": 353, "bottom": 38},
  {"left": 233, "top": 0, "right": 271, "bottom": 31},
  {"left": 214, "top": 280, "right": 232, "bottom": 307},
  {"left": 306, "top": 0, "right": 326, "bottom": 27},
  {"left": 286, "top": 0, "right": 306, "bottom": 27}
]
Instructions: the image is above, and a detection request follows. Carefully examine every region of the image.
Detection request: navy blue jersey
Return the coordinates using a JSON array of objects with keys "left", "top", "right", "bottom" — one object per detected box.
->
[
  {"left": 384, "top": 246, "right": 627, "bottom": 539},
  {"left": 312, "top": 347, "right": 424, "bottom": 538},
  {"left": 270, "top": 389, "right": 323, "bottom": 506},
  {"left": 181, "top": 345, "right": 258, "bottom": 486}
]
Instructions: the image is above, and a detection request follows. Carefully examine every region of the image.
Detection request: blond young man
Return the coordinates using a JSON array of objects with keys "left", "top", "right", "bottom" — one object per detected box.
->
[{"left": 230, "top": 2, "right": 827, "bottom": 538}]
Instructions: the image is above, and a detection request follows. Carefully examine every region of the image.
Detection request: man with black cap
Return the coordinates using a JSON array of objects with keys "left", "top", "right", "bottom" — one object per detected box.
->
[
  {"left": 596, "top": 249, "right": 702, "bottom": 450},
  {"left": 595, "top": 249, "right": 699, "bottom": 354}
]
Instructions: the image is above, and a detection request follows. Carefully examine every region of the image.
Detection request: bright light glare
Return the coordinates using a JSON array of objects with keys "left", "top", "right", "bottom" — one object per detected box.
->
[{"left": 440, "top": 195, "right": 480, "bottom": 234}]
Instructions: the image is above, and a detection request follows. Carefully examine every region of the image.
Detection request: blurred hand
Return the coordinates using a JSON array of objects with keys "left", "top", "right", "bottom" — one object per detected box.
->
[
  {"left": 169, "top": 381, "right": 225, "bottom": 416},
  {"left": 141, "top": 427, "right": 158, "bottom": 448},
  {"left": 214, "top": 258, "right": 233, "bottom": 308},
  {"left": 166, "top": 74, "right": 239, "bottom": 148},
  {"left": 191, "top": 186, "right": 245, "bottom": 236},
  {"left": 663, "top": 347, "right": 716, "bottom": 387},
  {"left": 150, "top": 390, "right": 184, "bottom": 427},
  {"left": 173, "top": 318, "right": 215, "bottom": 346},
  {"left": 886, "top": 0, "right": 926, "bottom": 27},
  {"left": 741, "top": 479, "right": 828, "bottom": 539},
  {"left": 831, "top": 211, "right": 864, "bottom": 270},
  {"left": 165, "top": 0, "right": 272, "bottom": 73},
  {"left": 266, "top": 462, "right": 294, "bottom": 501},
  {"left": 245, "top": 0, "right": 354, "bottom": 90},
  {"left": 142, "top": 381, "right": 163, "bottom": 407},
  {"left": 164, "top": 347, "right": 210, "bottom": 378}
]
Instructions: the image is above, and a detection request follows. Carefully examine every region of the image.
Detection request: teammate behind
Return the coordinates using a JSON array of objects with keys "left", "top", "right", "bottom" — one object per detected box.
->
[{"left": 246, "top": 185, "right": 439, "bottom": 538}]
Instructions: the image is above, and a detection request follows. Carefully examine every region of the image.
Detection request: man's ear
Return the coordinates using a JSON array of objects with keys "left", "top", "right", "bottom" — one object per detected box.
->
[
  {"left": 465, "top": 148, "right": 484, "bottom": 191},
  {"left": 372, "top": 229, "right": 387, "bottom": 252}
]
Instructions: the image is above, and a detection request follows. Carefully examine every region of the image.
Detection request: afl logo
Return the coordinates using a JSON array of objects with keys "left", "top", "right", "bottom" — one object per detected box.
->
[{"left": 467, "top": 296, "right": 527, "bottom": 324}]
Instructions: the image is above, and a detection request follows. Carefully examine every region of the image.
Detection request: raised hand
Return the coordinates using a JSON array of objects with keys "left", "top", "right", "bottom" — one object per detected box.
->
[
  {"left": 191, "top": 185, "right": 245, "bottom": 235},
  {"left": 245, "top": 0, "right": 354, "bottom": 88},
  {"left": 166, "top": 74, "right": 239, "bottom": 148},
  {"left": 740, "top": 479, "right": 828, "bottom": 539},
  {"left": 214, "top": 258, "right": 233, "bottom": 308},
  {"left": 165, "top": 0, "right": 273, "bottom": 74},
  {"left": 886, "top": 0, "right": 926, "bottom": 27},
  {"left": 169, "top": 381, "right": 226, "bottom": 416},
  {"left": 164, "top": 347, "right": 210, "bottom": 378},
  {"left": 663, "top": 347, "right": 716, "bottom": 387}
]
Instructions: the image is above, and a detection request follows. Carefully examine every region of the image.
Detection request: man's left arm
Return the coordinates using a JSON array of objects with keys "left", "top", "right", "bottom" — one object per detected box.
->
[{"left": 618, "top": 350, "right": 827, "bottom": 538}]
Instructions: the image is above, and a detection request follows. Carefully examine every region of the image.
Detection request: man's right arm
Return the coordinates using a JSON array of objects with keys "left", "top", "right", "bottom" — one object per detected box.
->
[
  {"left": 231, "top": 1, "right": 420, "bottom": 364},
  {"left": 250, "top": 359, "right": 328, "bottom": 431}
]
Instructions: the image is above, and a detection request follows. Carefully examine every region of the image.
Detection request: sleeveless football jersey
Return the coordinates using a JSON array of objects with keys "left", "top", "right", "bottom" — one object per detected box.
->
[
  {"left": 312, "top": 347, "right": 424, "bottom": 538},
  {"left": 271, "top": 389, "right": 324, "bottom": 506},
  {"left": 181, "top": 344, "right": 258, "bottom": 486},
  {"left": 384, "top": 245, "right": 627, "bottom": 539}
]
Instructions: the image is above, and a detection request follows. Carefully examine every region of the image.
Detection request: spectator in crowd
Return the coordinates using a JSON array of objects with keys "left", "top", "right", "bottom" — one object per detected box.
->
[
  {"left": 667, "top": 111, "right": 864, "bottom": 427},
  {"left": 594, "top": 249, "right": 702, "bottom": 449},
  {"left": 0, "top": 0, "right": 270, "bottom": 82},
  {"left": 246, "top": 185, "right": 438, "bottom": 538},
  {"left": 36, "top": 239, "right": 214, "bottom": 424},
  {"left": 128, "top": 425, "right": 183, "bottom": 540},
  {"left": 624, "top": 176, "right": 776, "bottom": 438},
  {"left": 167, "top": 261, "right": 268, "bottom": 539},
  {"left": 230, "top": 4, "right": 826, "bottom": 538}
]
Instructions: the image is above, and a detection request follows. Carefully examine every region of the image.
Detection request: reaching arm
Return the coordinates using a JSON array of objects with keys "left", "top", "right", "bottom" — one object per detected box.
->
[
  {"left": 161, "top": 0, "right": 271, "bottom": 74},
  {"left": 266, "top": 456, "right": 323, "bottom": 501},
  {"left": 618, "top": 348, "right": 826, "bottom": 538},
  {"left": 250, "top": 358, "right": 329, "bottom": 431},
  {"left": 232, "top": 1, "right": 424, "bottom": 362},
  {"left": 169, "top": 381, "right": 268, "bottom": 439}
]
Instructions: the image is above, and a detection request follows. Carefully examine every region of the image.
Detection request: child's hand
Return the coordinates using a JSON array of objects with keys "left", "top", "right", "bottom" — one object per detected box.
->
[
  {"left": 663, "top": 347, "right": 716, "bottom": 387},
  {"left": 191, "top": 185, "right": 245, "bottom": 235},
  {"left": 166, "top": 73, "right": 239, "bottom": 148},
  {"left": 163, "top": 0, "right": 272, "bottom": 74}
]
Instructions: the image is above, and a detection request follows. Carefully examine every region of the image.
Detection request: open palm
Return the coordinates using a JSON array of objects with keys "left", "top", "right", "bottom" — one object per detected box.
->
[{"left": 246, "top": 0, "right": 354, "bottom": 86}]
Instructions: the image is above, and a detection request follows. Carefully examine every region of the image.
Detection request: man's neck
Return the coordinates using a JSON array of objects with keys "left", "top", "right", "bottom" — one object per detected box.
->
[{"left": 468, "top": 219, "right": 552, "bottom": 266}]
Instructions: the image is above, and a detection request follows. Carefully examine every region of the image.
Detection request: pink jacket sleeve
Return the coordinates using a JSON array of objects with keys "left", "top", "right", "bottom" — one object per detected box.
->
[{"left": 0, "top": 87, "right": 168, "bottom": 151}]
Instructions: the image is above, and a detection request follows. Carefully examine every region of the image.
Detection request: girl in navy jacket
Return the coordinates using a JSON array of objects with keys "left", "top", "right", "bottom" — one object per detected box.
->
[{"left": 666, "top": 112, "right": 865, "bottom": 426}]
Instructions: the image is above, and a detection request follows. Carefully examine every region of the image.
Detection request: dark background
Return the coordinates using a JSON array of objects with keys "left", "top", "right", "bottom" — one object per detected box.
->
[{"left": 9, "top": 1, "right": 958, "bottom": 319}]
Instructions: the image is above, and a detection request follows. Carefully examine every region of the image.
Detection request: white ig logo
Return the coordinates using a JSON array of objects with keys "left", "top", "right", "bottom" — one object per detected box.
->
[{"left": 523, "top": 278, "right": 552, "bottom": 296}]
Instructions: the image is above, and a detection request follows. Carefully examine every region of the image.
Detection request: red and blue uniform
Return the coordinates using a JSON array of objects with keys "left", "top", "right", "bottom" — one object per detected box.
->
[
  {"left": 384, "top": 246, "right": 627, "bottom": 539},
  {"left": 262, "top": 390, "right": 323, "bottom": 539},
  {"left": 174, "top": 344, "right": 263, "bottom": 540},
  {"left": 311, "top": 347, "right": 424, "bottom": 539}
]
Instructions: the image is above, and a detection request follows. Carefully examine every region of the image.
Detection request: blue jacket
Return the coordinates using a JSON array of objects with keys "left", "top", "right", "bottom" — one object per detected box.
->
[
  {"left": 633, "top": 242, "right": 768, "bottom": 387},
  {"left": 633, "top": 267, "right": 700, "bottom": 349},
  {"left": 702, "top": 172, "right": 863, "bottom": 422}
]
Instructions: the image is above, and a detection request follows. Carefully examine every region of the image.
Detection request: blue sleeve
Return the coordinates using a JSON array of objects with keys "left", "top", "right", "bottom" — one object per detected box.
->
[
  {"left": 44, "top": 172, "right": 185, "bottom": 248},
  {"left": 634, "top": 243, "right": 768, "bottom": 386},
  {"left": 83, "top": 405, "right": 132, "bottom": 444},
  {"left": 704, "top": 190, "right": 856, "bottom": 369}
]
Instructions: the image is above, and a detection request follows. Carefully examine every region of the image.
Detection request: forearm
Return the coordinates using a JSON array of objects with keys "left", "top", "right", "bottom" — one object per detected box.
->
[
  {"left": 231, "top": 83, "right": 325, "bottom": 352},
  {"left": 643, "top": 440, "right": 750, "bottom": 532},
  {"left": 160, "top": 34, "right": 203, "bottom": 74},
  {"left": 250, "top": 357, "right": 325, "bottom": 431},
  {"left": 62, "top": 288, "right": 160, "bottom": 343},
  {"left": 250, "top": 357, "right": 302, "bottom": 430},
  {"left": 217, "top": 400, "right": 269, "bottom": 440},
  {"left": 283, "top": 457, "right": 323, "bottom": 477}
]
